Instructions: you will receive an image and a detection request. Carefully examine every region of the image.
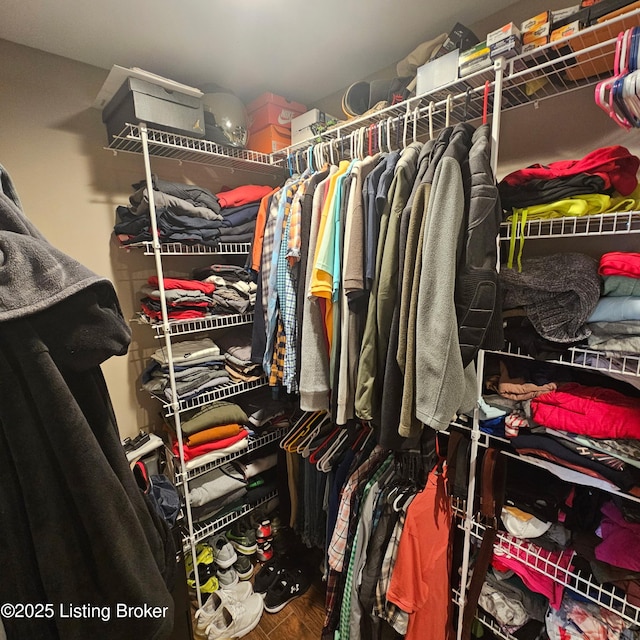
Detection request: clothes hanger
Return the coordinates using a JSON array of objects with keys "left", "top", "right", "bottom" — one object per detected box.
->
[
  {"left": 316, "top": 429, "right": 351, "bottom": 472},
  {"left": 308, "top": 423, "right": 343, "bottom": 465},
  {"left": 297, "top": 414, "right": 331, "bottom": 456},
  {"left": 300, "top": 417, "right": 335, "bottom": 458},
  {"left": 413, "top": 106, "right": 419, "bottom": 143},
  {"left": 358, "top": 126, "right": 366, "bottom": 159},
  {"left": 386, "top": 117, "right": 394, "bottom": 152},
  {"left": 402, "top": 105, "right": 410, "bottom": 148},
  {"left": 463, "top": 87, "right": 472, "bottom": 122},
  {"left": 445, "top": 94, "right": 453, "bottom": 128},
  {"left": 280, "top": 411, "right": 321, "bottom": 451}
]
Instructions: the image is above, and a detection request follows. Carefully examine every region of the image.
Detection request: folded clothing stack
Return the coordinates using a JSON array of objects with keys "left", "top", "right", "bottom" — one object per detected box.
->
[
  {"left": 586, "top": 252, "right": 640, "bottom": 355},
  {"left": 215, "top": 326, "right": 264, "bottom": 383},
  {"left": 192, "top": 264, "right": 257, "bottom": 315},
  {"left": 113, "top": 178, "right": 272, "bottom": 248},
  {"left": 169, "top": 401, "right": 250, "bottom": 467},
  {"left": 215, "top": 184, "right": 274, "bottom": 245},
  {"left": 142, "top": 337, "right": 230, "bottom": 402},
  {"left": 139, "top": 276, "right": 216, "bottom": 322}
]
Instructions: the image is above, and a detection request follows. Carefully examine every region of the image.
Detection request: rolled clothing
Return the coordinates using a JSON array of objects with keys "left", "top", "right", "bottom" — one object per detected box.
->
[
  {"left": 588, "top": 296, "right": 640, "bottom": 323},
  {"left": 188, "top": 462, "right": 246, "bottom": 507}
]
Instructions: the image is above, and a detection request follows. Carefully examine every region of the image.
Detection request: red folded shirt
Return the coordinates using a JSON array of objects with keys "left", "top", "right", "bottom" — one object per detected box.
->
[
  {"left": 501, "top": 145, "right": 640, "bottom": 196},
  {"left": 148, "top": 275, "right": 215, "bottom": 294},
  {"left": 216, "top": 185, "right": 274, "bottom": 209},
  {"left": 598, "top": 252, "right": 640, "bottom": 278}
]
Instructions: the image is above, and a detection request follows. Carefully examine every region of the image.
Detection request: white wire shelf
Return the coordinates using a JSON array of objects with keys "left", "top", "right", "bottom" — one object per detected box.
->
[
  {"left": 448, "top": 420, "right": 640, "bottom": 506},
  {"left": 107, "top": 123, "right": 284, "bottom": 176},
  {"left": 162, "top": 378, "right": 268, "bottom": 416},
  {"left": 488, "top": 342, "right": 640, "bottom": 378},
  {"left": 174, "top": 426, "right": 287, "bottom": 485},
  {"left": 186, "top": 489, "right": 279, "bottom": 547},
  {"left": 120, "top": 240, "right": 252, "bottom": 255},
  {"left": 272, "top": 10, "right": 639, "bottom": 158},
  {"left": 463, "top": 517, "right": 640, "bottom": 627},
  {"left": 500, "top": 210, "right": 640, "bottom": 240},
  {"left": 139, "top": 311, "right": 254, "bottom": 338}
]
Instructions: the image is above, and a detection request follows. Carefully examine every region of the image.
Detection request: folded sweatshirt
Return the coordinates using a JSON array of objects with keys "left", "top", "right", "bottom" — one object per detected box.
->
[
  {"left": 151, "top": 337, "right": 220, "bottom": 366},
  {"left": 172, "top": 428, "right": 248, "bottom": 461},
  {"left": 599, "top": 252, "right": 640, "bottom": 278},
  {"left": 189, "top": 462, "right": 246, "bottom": 507},
  {"left": 184, "top": 424, "right": 242, "bottom": 447},
  {"left": 217, "top": 185, "right": 273, "bottom": 209}
]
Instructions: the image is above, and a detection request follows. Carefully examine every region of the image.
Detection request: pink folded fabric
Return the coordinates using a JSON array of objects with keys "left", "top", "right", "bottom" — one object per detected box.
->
[
  {"left": 599, "top": 252, "right": 640, "bottom": 278},
  {"left": 595, "top": 501, "right": 640, "bottom": 572}
]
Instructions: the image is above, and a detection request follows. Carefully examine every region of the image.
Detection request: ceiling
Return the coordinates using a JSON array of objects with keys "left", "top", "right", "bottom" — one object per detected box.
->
[{"left": 0, "top": 0, "right": 520, "bottom": 106}]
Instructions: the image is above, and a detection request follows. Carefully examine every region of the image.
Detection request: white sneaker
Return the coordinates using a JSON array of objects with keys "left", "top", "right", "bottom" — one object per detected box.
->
[
  {"left": 194, "top": 582, "right": 253, "bottom": 636},
  {"left": 206, "top": 594, "right": 264, "bottom": 639}
]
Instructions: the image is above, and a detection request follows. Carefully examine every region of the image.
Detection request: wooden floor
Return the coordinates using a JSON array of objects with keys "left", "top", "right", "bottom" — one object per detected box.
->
[{"left": 243, "top": 575, "right": 325, "bottom": 640}]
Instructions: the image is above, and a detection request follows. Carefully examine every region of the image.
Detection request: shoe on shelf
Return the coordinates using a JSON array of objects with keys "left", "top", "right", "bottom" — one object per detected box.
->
[
  {"left": 233, "top": 555, "right": 254, "bottom": 581},
  {"left": 185, "top": 544, "right": 219, "bottom": 595},
  {"left": 216, "top": 565, "right": 239, "bottom": 589},
  {"left": 209, "top": 533, "right": 238, "bottom": 569},
  {"left": 226, "top": 521, "right": 257, "bottom": 555},
  {"left": 205, "top": 594, "right": 264, "bottom": 639},
  {"left": 194, "top": 582, "right": 253, "bottom": 637},
  {"left": 257, "top": 541, "right": 273, "bottom": 563},
  {"left": 263, "top": 567, "right": 311, "bottom": 614},
  {"left": 256, "top": 519, "right": 272, "bottom": 543}
]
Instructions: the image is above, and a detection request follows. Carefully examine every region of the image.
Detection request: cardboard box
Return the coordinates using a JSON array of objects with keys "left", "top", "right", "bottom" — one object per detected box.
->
[
  {"left": 247, "top": 124, "right": 291, "bottom": 154},
  {"left": 459, "top": 55, "right": 492, "bottom": 76},
  {"left": 435, "top": 22, "right": 479, "bottom": 57},
  {"left": 550, "top": 20, "right": 581, "bottom": 41},
  {"left": 552, "top": 5, "right": 581, "bottom": 21},
  {"left": 416, "top": 49, "right": 459, "bottom": 96},
  {"left": 522, "top": 36, "right": 551, "bottom": 53},
  {"left": 521, "top": 11, "right": 551, "bottom": 33},
  {"left": 487, "top": 23, "right": 521, "bottom": 47},
  {"left": 102, "top": 77, "right": 205, "bottom": 142},
  {"left": 523, "top": 23, "right": 551, "bottom": 44},
  {"left": 291, "top": 109, "right": 336, "bottom": 146},
  {"left": 246, "top": 92, "right": 306, "bottom": 134},
  {"left": 588, "top": 0, "right": 639, "bottom": 20},
  {"left": 459, "top": 41, "right": 491, "bottom": 65},
  {"left": 490, "top": 35, "right": 522, "bottom": 59}
]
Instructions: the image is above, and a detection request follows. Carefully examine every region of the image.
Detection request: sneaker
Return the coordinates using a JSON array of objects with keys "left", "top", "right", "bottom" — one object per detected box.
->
[
  {"left": 256, "top": 519, "right": 272, "bottom": 542},
  {"left": 209, "top": 534, "right": 238, "bottom": 569},
  {"left": 226, "top": 521, "right": 257, "bottom": 555},
  {"left": 253, "top": 557, "right": 284, "bottom": 594},
  {"left": 193, "top": 582, "right": 253, "bottom": 637},
  {"left": 185, "top": 544, "right": 219, "bottom": 595},
  {"left": 263, "top": 567, "right": 310, "bottom": 614},
  {"left": 233, "top": 555, "right": 254, "bottom": 581},
  {"left": 216, "top": 565, "right": 239, "bottom": 589},
  {"left": 205, "top": 594, "right": 264, "bottom": 639},
  {"left": 257, "top": 542, "right": 273, "bottom": 563}
]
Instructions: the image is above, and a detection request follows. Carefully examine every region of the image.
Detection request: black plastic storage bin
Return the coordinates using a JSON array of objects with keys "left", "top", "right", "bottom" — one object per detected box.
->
[{"left": 102, "top": 77, "right": 205, "bottom": 142}]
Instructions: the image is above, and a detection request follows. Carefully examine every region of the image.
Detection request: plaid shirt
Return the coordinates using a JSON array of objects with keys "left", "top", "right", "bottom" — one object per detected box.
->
[
  {"left": 268, "top": 316, "right": 286, "bottom": 387},
  {"left": 328, "top": 445, "right": 387, "bottom": 573},
  {"left": 260, "top": 188, "right": 284, "bottom": 336},
  {"left": 373, "top": 495, "right": 415, "bottom": 635},
  {"left": 287, "top": 181, "right": 306, "bottom": 266},
  {"left": 262, "top": 180, "right": 299, "bottom": 376}
]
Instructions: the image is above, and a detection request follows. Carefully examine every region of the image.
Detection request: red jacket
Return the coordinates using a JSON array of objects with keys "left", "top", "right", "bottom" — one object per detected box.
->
[
  {"left": 531, "top": 382, "right": 640, "bottom": 439},
  {"left": 501, "top": 146, "right": 639, "bottom": 196}
]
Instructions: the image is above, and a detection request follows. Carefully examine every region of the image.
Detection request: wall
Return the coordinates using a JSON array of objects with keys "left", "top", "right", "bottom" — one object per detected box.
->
[{"left": 0, "top": 38, "right": 278, "bottom": 439}]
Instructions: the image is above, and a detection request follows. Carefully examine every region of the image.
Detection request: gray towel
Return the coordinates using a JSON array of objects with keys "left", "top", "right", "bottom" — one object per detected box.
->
[{"left": 500, "top": 253, "right": 600, "bottom": 343}]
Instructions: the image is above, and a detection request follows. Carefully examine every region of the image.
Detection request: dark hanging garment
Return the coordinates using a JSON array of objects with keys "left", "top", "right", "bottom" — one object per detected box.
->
[{"left": 0, "top": 164, "right": 175, "bottom": 640}]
